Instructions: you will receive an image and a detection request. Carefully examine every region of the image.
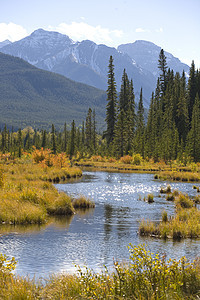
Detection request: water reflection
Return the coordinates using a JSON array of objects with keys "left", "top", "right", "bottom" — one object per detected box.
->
[{"left": 0, "top": 171, "right": 199, "bottom": 279}]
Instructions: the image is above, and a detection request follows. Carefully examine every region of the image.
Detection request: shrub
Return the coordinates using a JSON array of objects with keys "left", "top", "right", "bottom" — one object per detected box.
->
[
  {"left": 132, "top": 153, "right": 143, "bottom": 165},
  {"left": 119, "top": 155, "right": 132, "bottom": 164}
]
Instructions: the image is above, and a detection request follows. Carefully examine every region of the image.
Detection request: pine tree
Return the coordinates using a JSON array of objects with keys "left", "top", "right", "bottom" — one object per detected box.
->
[
  {"left": 135, "top": 88, "right": 145, "bottom": 156},
  {"left": 17, "top": 128, "right": 22, "bottom": 158},
  {"left": 69, "top": 120, "right": 76, "bottom": 159},
  {"left": 105, "top": 56, "right": 117, "bottom": 145},
  {"left": 187, "top": 61, "right": 197, "bottom": 123},
  {"left": 85, "top": 107, "right": 92, "bottom": 151},
  {"left": 92, "top": 109, "right": 97, "bottom": 152},
  {"left": 126, "top": 79, "right": 136, "bottom": 153},
  {"left": 176, "top": 71, "right": 189, "bottom": 143},
  {"left": 51, "top": 124, "right": 57, "bottom": 154},
  {"left": 158, "top": 49, "right": 168, "bottom": 97},
  {"left": 186, "top": 93, "right": 200, "bottom": 161}
]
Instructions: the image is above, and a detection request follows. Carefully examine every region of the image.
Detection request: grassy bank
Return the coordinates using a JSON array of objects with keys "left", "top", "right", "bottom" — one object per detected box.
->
[
  {"left": 1, "top": 244, "right": 200, "bottom": 299},
  {"left": 0, "top": 150, "right": 96, "bottom": 225},
  {"left": 76, "top": 155, "right": 200, "bottom": 179},
  {"left": 139, "top": 192, "right": 200, "bottom": 239}
]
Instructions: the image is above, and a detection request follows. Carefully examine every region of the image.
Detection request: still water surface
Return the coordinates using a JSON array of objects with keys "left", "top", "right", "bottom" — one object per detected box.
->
[{"left": 0, "top": 171, "right": 200, "bottom": 279}]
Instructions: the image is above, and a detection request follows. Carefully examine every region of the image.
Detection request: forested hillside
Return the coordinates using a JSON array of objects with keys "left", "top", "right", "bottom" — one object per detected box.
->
[{"left": 0, "top": 52, "right": 106, "bottom": 129}]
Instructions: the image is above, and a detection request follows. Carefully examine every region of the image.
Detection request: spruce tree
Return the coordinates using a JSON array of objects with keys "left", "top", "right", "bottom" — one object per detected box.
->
[
  {"left": 187, "top": 61, "right": 197, "bottom": 123},
  {"left": 51, "top": 124, "right": 57, "bottom": 154},
  {"left": 158, "top": 49, "right": 168, "bottom": 97},
  {"left": 135, "top": 88, "right": 145, "bottom": 156},
  {"left": 105, "top": 56, "right": 117, "bottom": 145},
  {"left": 69, "top": 120, "right": 76, "bottom": 159},
  {"left": 186, "top": 93, "right": 200, "bottom": 161}
]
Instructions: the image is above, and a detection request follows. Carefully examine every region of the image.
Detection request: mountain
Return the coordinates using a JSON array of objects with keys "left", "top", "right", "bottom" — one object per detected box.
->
[
  {"left": 118, "top": 40, "right": 190, "bottom": 78},
  {"left": 0, "top": 30, "right": 190, "bottom": 106},
  {"left": 0, "top": 40, "right": 12, "bottom": 48},
  {"left": 0, "top": 29, "right": 156, "bottom": 103},
  {"left": 0, "top": 52, "right": 106, "bottom": 129}
]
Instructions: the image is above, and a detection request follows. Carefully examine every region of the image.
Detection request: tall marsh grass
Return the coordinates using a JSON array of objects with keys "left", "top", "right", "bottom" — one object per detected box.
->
[
  {"left": 139, "top": 192, "right": 200, "bottom": 240},
  {"left": 0, "top": 155, "right": 83, "bottom": 224}
]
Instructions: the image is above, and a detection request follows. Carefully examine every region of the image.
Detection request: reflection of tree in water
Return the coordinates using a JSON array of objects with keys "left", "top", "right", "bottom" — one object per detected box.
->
[
  {"left": 104, "top": 204, "right": 131, "bottom": 241},
  {"left": 116, "top": 207, "right": 131, "bottom": 239},
  {"left": 104, "top": 204, "right": 113, "bottom": 241}
]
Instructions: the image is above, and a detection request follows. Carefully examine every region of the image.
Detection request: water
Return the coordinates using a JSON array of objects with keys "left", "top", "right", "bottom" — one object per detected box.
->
[{"left": 0, "top": 171, "right": 199, "bottom": 279}]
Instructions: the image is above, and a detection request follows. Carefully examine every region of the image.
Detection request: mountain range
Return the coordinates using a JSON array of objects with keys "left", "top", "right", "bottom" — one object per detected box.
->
[{"left": 0, "top": 29, "right": 190, "bottom": 106}]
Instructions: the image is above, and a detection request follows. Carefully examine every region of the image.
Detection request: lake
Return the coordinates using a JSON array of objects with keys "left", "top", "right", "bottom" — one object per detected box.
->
[{"left": 0, "top": 171, "right": 199, "bottom": 279}]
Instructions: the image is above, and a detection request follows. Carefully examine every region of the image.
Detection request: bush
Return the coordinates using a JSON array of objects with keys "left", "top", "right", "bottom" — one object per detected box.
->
[
  {"left": 119, "top": 155, "right": 132, "bottom": 164},
  {"left": 132, "top": 153, "right": 143, "bottom": 165}
]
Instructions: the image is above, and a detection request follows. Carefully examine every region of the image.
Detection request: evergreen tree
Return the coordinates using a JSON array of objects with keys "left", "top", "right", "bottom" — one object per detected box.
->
[
  {"left": 41, "top": 130, "right": 47, "bottom": 149},
  {"left": 187, "top": 61, "right": 197, "bottom": 122},
  {"left": 158, "top": 49, "right": 168, "bottom": 96},
  {"left": 126, "top": 79, "right": 136, "bottom": 153},
  {"left": 51, "top": 124, "right": 57, "bottom": 154},
  {"left": 186, "top": 93, "right": 200, "bottom": 161},
  {"left": 105, "top": 56, "right": 117, "bottom": 145},
  {"left": 69, "top": 120, "right": 76, "bottom": 159},
  {"left": 17, "top": 128, "right": 22, "bottom": 158},
  {"left": 85, "top": 108, "right": 92, "bottom": 151},
  {"left": 63, "top": 122, "right": 67, "bottom": 152},
  {"left": 176, "top": 71, "right": 189, "bottom": 143},
  {"left": 113, "top": 109, "right": 127, "bottom": 157},
  {"left": 92, "top": 109, "right": 97, "bottom": 152},
  {"left": 135, "top": 88, "right": 145, "bottom": 156}
]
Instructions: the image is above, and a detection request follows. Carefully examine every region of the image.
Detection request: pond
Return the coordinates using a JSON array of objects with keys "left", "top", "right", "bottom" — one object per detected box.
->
[{"left": 0, "top": 171, "right": 199, "bottom": 279}]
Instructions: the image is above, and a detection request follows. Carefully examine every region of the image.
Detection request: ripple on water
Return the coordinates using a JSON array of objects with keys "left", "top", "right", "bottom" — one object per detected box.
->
[{"left": 0, "top": 171, "right": 199, "bottom": 279}]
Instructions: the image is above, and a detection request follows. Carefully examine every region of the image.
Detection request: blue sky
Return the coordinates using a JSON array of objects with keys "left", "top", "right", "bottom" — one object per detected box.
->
[{"left": 0, "top": 0, "right": 199, "bottom": 67}]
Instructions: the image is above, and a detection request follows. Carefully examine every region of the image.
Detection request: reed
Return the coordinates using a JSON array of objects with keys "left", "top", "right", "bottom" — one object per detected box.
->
[
  {"left": 72, "top": 196, "right": 95, "bottom": 209},
  {"left": 0, "top": 156, "right": 83, "bottom": 224},
  {"left": 139, "top": 192, "right": 200, "bottom": 240}
]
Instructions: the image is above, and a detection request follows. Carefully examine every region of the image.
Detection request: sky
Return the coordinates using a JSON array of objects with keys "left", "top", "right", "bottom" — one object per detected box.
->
[{"left": 0, "top": 0, "right": 199, "bottom": 68}]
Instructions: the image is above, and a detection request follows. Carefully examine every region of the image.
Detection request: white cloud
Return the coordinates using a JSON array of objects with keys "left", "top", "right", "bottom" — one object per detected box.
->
[
  {"left": 0, "top": 22, "right": 28, "bottom": 42},
  {"left": 48, "top": 22, "right": 123, "bottom": 46},
  {"left": 155, "top": 27, "right": 163, "bottom": 33},
  {"left": 135, "top": 28, "right": 150, "bottom": 33}
]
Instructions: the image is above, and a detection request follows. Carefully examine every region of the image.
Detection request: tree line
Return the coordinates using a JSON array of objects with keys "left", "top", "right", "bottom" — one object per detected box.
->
[
  {"left": 0, "top": 50, "right": 200, "bottom": 162},
  {"left": 104, "top": 52, "right": 200, "bottom": 162}
]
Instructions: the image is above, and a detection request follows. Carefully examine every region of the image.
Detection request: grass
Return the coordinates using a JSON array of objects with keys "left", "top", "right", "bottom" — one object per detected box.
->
[
  {"left": 160, "top": 184, "right": 171, "bottom": 193},
  {"left": 1, "top": 244, "right": 200, "bottom": 299},
  {"left": 139, "top": 192, "right": 200, "bottom": 240},
  {"left": 72, "top": 195, "right": 95, "bottom": 209},
  {"left": 0, "top": 153, "right": 86, "bottom": 225},
  {"left": 155, "top": 171, "right": 200, "bottom": 182}
]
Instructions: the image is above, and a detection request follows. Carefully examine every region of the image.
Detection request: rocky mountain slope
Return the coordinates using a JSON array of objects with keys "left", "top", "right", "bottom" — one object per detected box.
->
[{"left": 0, "top": 29, "right": 190, "bottom": 106}]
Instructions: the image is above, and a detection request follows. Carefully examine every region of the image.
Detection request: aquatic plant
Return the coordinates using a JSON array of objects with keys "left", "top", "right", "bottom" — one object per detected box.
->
[{"left": 72, "top": 196, "right": 95, "bottom": 209}]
